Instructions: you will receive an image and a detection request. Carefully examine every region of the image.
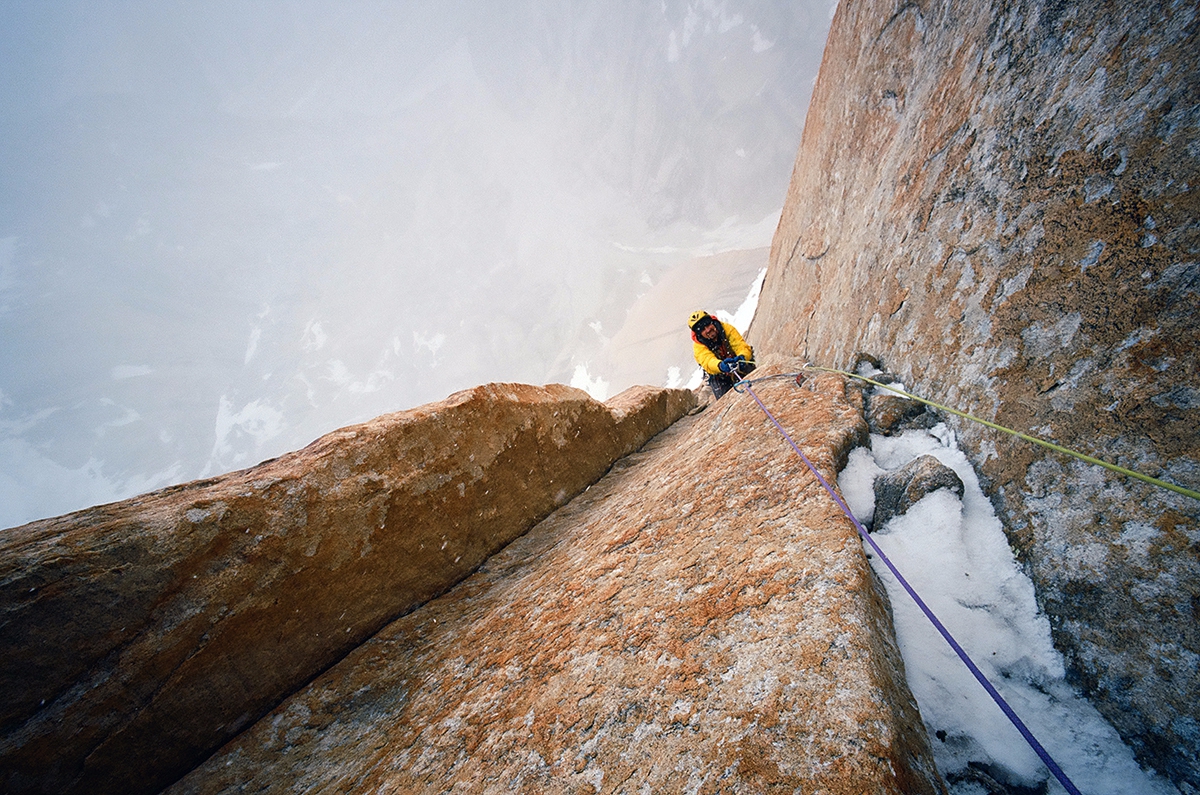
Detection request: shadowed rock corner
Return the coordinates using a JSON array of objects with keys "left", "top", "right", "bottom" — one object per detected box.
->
[{"left": 167, "top": 363, "right": 946, "bottom": 794}]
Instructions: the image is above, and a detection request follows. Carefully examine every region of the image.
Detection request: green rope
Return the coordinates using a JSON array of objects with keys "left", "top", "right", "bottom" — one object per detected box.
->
[{"left": 802, "top": 364, "right": 1200, "bottom": 502}]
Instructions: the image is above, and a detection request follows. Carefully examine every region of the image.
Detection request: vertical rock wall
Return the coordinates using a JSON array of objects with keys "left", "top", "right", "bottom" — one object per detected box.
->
[
  {"left": 751, "top": 0, "right": 1199, "bottom": 789},
  {"left": 0, "top": 383, "right": 694, "bottom": 795}
]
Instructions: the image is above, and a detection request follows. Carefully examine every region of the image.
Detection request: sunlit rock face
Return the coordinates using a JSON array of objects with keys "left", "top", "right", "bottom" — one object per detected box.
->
[
  {"left": 168, "top": 366, "right": 944, "bottom": 795},
  {"left": 751, "top": 0, "right": 1199, "bottom": 787},
  {"left": 0, "top": 382, "right": 695, "bottom": 795}
]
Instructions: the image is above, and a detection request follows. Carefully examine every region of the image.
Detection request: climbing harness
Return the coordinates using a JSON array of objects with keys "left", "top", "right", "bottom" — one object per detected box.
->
[
  {"left": 731, "top": 362, "right": 1200, "bottom": 502},
  {"left": 734, "top": 372, "right": 1084, "bottom": 795}
]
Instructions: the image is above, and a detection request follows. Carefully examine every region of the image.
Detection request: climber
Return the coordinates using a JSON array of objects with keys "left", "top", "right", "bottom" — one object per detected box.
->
[{"left": 688, "top": 310, "right": 755, "bottom": 399}]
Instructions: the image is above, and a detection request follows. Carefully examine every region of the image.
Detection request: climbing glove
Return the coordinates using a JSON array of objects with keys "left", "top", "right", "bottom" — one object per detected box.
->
[{"left": 719, "top": 357, "right": 737, "bottom": 374}]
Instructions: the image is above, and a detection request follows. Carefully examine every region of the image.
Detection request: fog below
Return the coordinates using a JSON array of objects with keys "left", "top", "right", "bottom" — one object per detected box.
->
[{"left": 0, "top": 1, "right": 834, "bottom": 528}]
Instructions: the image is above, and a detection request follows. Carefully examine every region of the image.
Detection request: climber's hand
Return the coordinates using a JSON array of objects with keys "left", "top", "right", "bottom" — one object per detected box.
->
[{"left": 719, "top": 358, "right": 736, "bottom": 374}]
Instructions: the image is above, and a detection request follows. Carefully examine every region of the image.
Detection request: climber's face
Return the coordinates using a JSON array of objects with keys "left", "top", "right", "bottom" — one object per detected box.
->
[{"left": 700, "top": 322, "right": 719, "bottom": 341}]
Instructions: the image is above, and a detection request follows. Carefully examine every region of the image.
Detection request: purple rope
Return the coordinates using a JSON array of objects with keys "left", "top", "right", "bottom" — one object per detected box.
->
[{"left": 738, "top": 379, "right": 1083, "bottom": 795}]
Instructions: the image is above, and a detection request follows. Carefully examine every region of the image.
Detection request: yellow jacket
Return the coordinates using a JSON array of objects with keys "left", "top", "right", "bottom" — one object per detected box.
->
[{"left": 692, "top": 321, "right": 753, "bottom": 376}]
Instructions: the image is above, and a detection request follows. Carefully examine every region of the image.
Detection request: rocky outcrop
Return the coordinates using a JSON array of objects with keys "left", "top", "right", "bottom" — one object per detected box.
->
[
  {"left": 169, "top": 364, "right": 945, "bottom": 794},
  {"left": 751, "top": 0, "right": 1199, "bottom": 788},
  {"left": 873, "top": 455, "right": 965, "bottom": 532},
  {"left": 0, "top": 383, "right": 695, "bottom": 795}
]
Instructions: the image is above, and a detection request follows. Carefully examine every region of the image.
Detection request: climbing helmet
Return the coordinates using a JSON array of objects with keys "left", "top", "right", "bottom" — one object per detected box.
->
[{"left": 688, "top": 311, "right": 716, "bottom": 331}]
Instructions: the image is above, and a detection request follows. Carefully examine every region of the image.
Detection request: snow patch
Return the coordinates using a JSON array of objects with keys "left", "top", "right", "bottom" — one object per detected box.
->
[
  {"left": 571, "top": 365, "right": 609, "bottom": 402},
  {"left": 244, "top": 327, "right": 262, "bottom": 365},
  {"left": 301, "top": 320, "right": 328, "bottom": 352},
  {"left": 205, "top": 396, "right": 286, "bottom": 475},
  {"left": 838, "top": 426, "right": 1179, "bottom": 794}
]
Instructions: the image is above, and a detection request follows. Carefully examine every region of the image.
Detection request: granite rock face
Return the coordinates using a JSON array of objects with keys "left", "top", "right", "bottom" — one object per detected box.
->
[
  {"left": 873, "top": 455, "right": 966, "bottom": 532},
  {"left": 0, "top": 382, "right": 695, "bottom": 795},
  {"left": 864, "top": 388, "right": 936, "bottom": 436},
  {"left": 751, "top": 0, "right": 1199, "bottom": 787},
  {"left": 169, "top": 365, "right": 945, "bottom": 795}
]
